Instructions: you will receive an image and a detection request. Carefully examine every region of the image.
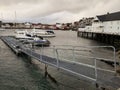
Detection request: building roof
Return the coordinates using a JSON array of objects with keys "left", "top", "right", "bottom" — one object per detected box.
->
[{"left": 97, "top": 11, "right": 120, "bottom": 22}]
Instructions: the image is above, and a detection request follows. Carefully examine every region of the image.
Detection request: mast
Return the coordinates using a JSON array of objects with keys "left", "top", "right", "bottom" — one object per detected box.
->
[{"left": 15, "top": 11, "right": 17, "bottom": 28}]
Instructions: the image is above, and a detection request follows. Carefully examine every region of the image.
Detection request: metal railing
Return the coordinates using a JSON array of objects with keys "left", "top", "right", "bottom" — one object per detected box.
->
[
  {"left": 22, "top": 44, "right": 117, "bottom": 82},
  {"left": 54, "top": 46, "right": 116, "bottom": 81}
]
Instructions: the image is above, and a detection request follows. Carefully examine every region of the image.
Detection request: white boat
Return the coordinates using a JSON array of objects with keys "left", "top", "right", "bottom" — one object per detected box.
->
[
  {"left": 15, "top": 30, "right": 50, "bottom": 46},
  {"left": 15, "top": 30, "right": 32, "bottom": 39},
  {"left": 31, "top": 29, "right": 56, "bottom": 38},
  {"left": 23, "top": 37, "right": 50, "bottom": 46},
  {"left": 30, "top": 37, "right": 50, "bottom": 46}
]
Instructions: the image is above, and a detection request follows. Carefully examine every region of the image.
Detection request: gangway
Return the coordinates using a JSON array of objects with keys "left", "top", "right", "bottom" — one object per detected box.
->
[{"left": 1, "top": 36, "right": 120, "bottom": 89}]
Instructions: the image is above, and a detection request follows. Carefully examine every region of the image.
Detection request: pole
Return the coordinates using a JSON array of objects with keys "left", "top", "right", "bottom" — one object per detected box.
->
[
  {"left": 15, "top": 11, "right": 17, "bottom": 28},
  {"left": 94, "top": 59, "right": 97, "bottom": 81}
]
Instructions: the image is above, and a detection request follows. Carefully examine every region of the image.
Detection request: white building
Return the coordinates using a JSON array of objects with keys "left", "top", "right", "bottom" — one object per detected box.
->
[
  {"left": 78, "top": 11, "right": 120, "bottom": 35},
  {"left": 25, "top": 22, "right": 31, "bottom": 28},
  {"left": 92, "top": 11, "right": 120, "bottom": 35},
  {"left": 78, "top": 26, "right": 92, "bottom": 32}
]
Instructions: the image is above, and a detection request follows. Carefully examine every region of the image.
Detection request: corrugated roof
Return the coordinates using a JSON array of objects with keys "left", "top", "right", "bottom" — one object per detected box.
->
[{"left": 97, "top": 11, "right": 120, "bottom": 22}]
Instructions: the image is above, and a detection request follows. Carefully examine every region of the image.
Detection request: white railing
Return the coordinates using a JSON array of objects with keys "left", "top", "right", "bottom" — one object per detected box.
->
[
  {"left": 26, "top": 45, "right": 117, "bottom": 82},
  {"left": 2, "top": 37, "right": 118, "bottom": 82}
]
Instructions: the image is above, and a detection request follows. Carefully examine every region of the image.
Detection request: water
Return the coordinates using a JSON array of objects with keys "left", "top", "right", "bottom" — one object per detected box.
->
[
  {"left": 0, "top": 37, "right": 54, "bottom": 90},
  {"left": 0, "top": 29, "right": 118, "bottom": 90}
]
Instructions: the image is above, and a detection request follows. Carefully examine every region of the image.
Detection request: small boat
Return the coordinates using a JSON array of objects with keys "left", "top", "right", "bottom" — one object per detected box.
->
[
  {"left": 31, "top": 37, "right": 50, "bottom": 46},
  {"left": 15, "top": 30, "right": 32, "bottom": 39},
  {"left": 15, "top": 30, "right": 50, "bottom": 46},
  {"left": 31, "top": 29, "right": 56, "bottom": 38}
]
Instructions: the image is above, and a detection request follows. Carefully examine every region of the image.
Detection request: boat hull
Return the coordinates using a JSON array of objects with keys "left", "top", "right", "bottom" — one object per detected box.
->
[{"left": 36, "top": 34, "right": 55, "bottom": 38}]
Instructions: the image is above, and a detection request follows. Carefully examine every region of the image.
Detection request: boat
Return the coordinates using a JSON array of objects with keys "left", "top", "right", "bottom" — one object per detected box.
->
[
  {"left": 30, "top": 37, "right": 50, "bottom": 46},
  {"left": 15, "top": 30, "right": 50, "bottom": 46},
  {"left": 15, "top": 30, "right": 32, "bottom": 39},
  {"left": 31, "top": 29, "right": 56, "bottom": 38},
  {"left": 22, "top": 37, "right": 50, "bottom": 46}
]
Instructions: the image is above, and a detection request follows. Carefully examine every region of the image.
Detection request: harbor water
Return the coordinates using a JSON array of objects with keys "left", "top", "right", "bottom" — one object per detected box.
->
[{"left": 0, "top": 29, "right": 118, "bottom": 90}]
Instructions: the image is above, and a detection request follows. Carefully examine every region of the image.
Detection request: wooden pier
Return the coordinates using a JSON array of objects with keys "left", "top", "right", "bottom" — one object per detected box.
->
[
  {"left": 77, "top": 31, "right": 120, "bottom": 49},
  {"left": 1, "top": 36, "right": 120, "bottom": 90}
]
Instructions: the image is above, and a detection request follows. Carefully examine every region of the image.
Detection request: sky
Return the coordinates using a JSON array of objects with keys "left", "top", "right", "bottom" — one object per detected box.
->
[{"left": 0, "top": 0, "right": 120, "bottom": 24}]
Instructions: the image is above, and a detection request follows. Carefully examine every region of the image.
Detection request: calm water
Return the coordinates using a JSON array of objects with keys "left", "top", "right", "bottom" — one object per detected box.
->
[{"left": 0, "top": 29, "right": 118, "bottom": 90}]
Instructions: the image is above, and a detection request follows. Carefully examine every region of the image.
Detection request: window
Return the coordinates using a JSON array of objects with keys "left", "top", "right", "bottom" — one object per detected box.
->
[
  {"left": 94, "top": 20, "right": 99, "bottom": 22},
  {"left": 99, "top": 26, "right": 104, "bottom": 28}
]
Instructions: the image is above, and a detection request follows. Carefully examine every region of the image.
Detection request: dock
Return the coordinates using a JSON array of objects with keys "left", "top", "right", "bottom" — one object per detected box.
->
[
  {"left": 1, "top": 36, "right": 120, "bottom": 89},
  {"left": 77, "top": 31, "right": 120, "bottom": 48}
]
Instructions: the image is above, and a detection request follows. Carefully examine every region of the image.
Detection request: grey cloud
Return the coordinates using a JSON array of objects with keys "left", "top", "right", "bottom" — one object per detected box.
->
[
  {"left": 0, "top": 0, "right": 120, "bottom": 23},
  {"left": 1, "top": 0, "right": 118, "bottom": 15},
  {"left": 28, "top": 0, "right": 112, "bottom": 17},
  {"left": 26, "top": 0, "right": 96, "bottom": 18},
  {"left": 0, "top": 0, "right": 41, "bottom": 6}
]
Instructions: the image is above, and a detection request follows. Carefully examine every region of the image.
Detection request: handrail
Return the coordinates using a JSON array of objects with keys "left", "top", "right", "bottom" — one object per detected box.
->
[
  {"left": 37, "top": 45, "right": 117, "bottom": 81},
  {"left": 54, "top": 48, "right": 114, "bottom": 61}
]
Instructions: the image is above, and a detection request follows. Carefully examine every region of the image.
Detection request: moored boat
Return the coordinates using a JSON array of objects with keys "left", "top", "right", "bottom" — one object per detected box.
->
[
  {"left": 31, "top": 29, "right": 56, "bottom": 38},
  {"left": 15, "top": 30, "right": 50, "bottom": 46}
]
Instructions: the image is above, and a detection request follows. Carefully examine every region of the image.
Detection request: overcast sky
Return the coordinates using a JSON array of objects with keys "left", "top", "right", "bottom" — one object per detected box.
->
[{"left": 0, "top": 0, "right": 120, "bottom": 23}]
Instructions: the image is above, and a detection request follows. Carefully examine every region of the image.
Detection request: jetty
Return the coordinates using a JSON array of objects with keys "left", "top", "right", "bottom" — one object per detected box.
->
[{"left": 1, "top": 36, "right": 120, "bottom": 89}]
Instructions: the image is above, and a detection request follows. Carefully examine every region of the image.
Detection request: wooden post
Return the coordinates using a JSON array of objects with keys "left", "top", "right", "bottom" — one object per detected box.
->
[{"left": 45, "top": 64, "right": 48, "bottom": 78}]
